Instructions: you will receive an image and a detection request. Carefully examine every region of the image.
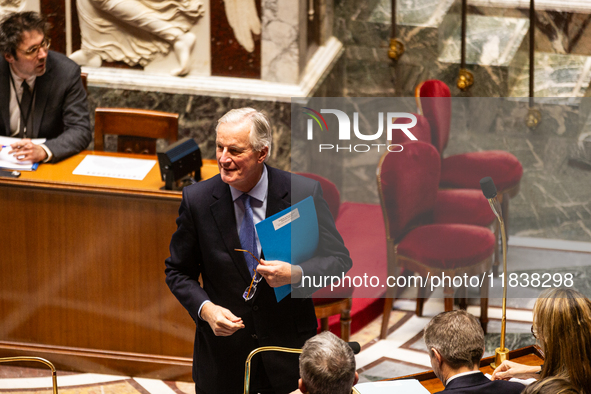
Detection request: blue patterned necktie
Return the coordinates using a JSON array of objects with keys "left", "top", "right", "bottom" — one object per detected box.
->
[{"left": 239, "top": 194, "right": 258, "bottom": 277}]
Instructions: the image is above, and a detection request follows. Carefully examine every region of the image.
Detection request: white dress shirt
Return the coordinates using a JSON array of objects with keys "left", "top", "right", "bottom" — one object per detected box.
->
[
  {"left": 198, "top": 166, "right": 269, "bottom": 318},
  {"left": 8, "top": 66, "right": 53, "bottom": 161},
  {"left": 445, "top": 370, "right": 482, "bottom": 386}
]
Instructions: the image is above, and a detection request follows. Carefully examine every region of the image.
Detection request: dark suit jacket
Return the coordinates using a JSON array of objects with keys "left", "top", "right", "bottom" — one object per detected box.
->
[
  {"left": 0, "top": 50, "right": 91, "bottom": 162},
  {"left": 165, "top": 166, "right": 352, "bottom": 394},
  {"left": 437, "top": 372, "right": 525, "bottom": 394}
]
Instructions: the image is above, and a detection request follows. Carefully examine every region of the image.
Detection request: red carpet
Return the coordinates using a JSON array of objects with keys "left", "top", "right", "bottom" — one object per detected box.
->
[{"left": 318, "top": 202, "right": 388, "bottom": 336}]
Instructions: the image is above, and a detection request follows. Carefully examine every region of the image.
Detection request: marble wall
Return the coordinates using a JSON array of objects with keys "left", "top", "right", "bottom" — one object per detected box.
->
[
  {"left": 332, "top": 0, "right": 591, "bottom": 98},
  {"left": 317, "top": 0, "right": 591, "bottom": 243},
  {"left": 468, "top": 3, "right": 591, "bottom": 56},
  {"left": 450, "top": 98, "right": 591, "bottom": 242},
  {"left": 261, "top": 0, "right": 300, "bottom": 83}
]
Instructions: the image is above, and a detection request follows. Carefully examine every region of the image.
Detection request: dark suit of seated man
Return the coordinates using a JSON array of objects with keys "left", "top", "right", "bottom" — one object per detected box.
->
[
  {"left": 424, "top": 310, "right": 525, "bottom": 394},
  {"left": 0, "top": 11, "right": 91, "bottom": 163}
]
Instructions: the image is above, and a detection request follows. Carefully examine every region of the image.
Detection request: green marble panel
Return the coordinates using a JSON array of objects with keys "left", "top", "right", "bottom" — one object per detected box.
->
[
  {"left": 368, "top": 0, "right": 455, "bottom": 27},
  {"left": 509, "top": 53, "right": 591, "bottom": 98},
  {"left": 439, "top": 15, "right": 529, "bottom": 67}
]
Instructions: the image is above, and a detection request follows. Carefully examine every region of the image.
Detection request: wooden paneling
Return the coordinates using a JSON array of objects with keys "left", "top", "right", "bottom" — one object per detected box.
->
[{"left": 0, "top": 152, "right": 219, "bottom": 380}]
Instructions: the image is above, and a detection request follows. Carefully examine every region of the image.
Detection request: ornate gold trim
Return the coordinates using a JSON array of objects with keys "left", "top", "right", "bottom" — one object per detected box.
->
[
  {"left": 388, "top": 38, "right": 405, "bottom": 61},
  {"left": 526, "top": 107, "right": 541, "bottom": 129},
  {"left": 414, "top": 81, "right": 425, "bottom": 116},
  {"left": 456, "top": 68, "right": 474, "bottom": 91}
]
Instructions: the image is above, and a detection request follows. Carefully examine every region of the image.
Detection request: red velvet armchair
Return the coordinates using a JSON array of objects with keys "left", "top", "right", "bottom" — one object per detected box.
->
[
  {"left": 377, "top": 141, "right": 495, "bottom": 339},
  {"left": 415, "top": 80, "right": 523, "bottom": 273}
]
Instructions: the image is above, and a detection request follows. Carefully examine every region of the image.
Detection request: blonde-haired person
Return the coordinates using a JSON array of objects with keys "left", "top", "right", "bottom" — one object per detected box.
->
[
  {"left": 492, "top": 288, "right": 591, "bottom": 394},
  {"left": 521, "top": 377, "right": 581, "bottom": 394}
]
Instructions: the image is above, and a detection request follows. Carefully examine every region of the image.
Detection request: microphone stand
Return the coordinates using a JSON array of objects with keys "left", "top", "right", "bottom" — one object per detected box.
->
[
  {"left": 480, "top": 177, "right": 509, "bottom": 368},
  {"left": 0, "top": 357, "right": 59, "bottom": 394}
]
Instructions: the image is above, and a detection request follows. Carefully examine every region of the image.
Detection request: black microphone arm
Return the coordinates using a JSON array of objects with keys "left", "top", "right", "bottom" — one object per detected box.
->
[{"left": 480, "top": 177, "right": 509, "bottom": 368}]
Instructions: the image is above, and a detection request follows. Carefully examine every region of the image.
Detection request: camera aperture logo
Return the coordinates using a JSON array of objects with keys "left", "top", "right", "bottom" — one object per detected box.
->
[{"left": 303, "top": 108, "right": 418, "bottom": 153}]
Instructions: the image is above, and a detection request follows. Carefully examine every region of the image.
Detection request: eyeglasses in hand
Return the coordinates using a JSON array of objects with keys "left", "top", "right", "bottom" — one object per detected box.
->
[{"left": 235, "top": 248, "right": 262, "bottom": 301}]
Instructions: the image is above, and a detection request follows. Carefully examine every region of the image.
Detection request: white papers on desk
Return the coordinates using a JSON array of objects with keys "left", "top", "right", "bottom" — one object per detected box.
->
[
  {"left": 0, "top": 137, "right": 46, "bottom": 171},
  {"left": 73, "top": 155, "right": 157, "bottom": 180},
  {"left": 354, "top": 379, "right": 430, "bottom": 393}
]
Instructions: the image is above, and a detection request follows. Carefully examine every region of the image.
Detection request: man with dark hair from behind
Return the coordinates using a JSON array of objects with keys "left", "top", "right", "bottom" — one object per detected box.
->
[
  {"left": 0, "top": 11, "right": 91, "bottom": 163},
  {"left": 423, "top": 310, "right": 524, "bottom": 394},
  {"left": 298, "top": 331, "right": 359, "bottom": 394}
]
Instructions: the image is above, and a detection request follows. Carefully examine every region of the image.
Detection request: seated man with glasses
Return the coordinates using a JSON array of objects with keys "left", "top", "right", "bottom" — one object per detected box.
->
[
  {"left": 165, "top": 108, "right": 352, "bottom": 394},
  {"left": 424, "top": 310, "right": 525, "bottom": 394},
  {"left": 0, "top": 11, "right": 91, "bottom": 163}
]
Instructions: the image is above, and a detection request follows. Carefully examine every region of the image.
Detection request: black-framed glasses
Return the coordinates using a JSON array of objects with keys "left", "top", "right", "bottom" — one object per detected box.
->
[
  {"left": 531, "top": 324, "right": 537, "bottom": 339},
  {"left": 18, "top": 38, "right": 51, "bottom": 58},
  {"left": 235, "top": 248, "right": 262, "bottom": 301}
]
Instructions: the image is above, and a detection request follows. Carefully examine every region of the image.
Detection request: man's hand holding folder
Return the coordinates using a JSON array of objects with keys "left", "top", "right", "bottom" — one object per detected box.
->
[
  {"left": 256, "top": 196, "right": 319, "bottom": 301},
  {"left": 257, "top": 260, "right": 303, "bottom": 287}
]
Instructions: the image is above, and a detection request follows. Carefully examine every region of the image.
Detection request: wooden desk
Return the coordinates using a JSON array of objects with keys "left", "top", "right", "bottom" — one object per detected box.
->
[
  {"left": 0, "top": 151, "right": 218, "bottom": 381},
  {"left": 392, "top": 345, "right": 544, "bottom": 393}
]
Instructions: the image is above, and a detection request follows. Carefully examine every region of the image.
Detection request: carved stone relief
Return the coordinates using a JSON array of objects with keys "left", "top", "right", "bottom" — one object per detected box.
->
[
  {"left": 69, "top": 0, "right": 262, "bottom": 77},
  {"left": 70, "top": 0, "right": 205, "bottom": 76},
  {"left": 223, "top": 0, "right": 261, "bottom": 53},
  {"left": 0, "top": 0, "right": 25, "bottom": 16}
]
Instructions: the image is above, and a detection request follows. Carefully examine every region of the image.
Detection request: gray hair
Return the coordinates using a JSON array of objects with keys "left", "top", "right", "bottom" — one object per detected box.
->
[
  {"left": 423, "top": 310, "right": 484, "bottom": 370},
  {"left": 299, "top": 331, "right": 356, "bottom": 394},
  {"left": 216, "top": 108, "right": 272, "bottom": 161}
]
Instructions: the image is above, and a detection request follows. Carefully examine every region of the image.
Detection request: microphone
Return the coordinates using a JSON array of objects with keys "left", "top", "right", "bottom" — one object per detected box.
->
[
  {"left": 348, "top": 342, "right": 361, "bottom": 354},
  {"left": 479, "top": 176, "right": 497, "bottom": 199},
  {"left": 480, "top": 176, "right": 503, "bottom": 221},
  {"left": 480, "top": 176, "right": 509, "bottom": 369}
]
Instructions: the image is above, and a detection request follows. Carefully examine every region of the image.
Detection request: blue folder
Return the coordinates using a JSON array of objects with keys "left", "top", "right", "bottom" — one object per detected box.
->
[{"left": 255, "top": 196, "right": 319, "bottom": 302}]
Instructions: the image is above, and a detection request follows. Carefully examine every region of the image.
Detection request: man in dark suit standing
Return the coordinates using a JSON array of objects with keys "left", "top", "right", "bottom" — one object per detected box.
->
[
  {"left": 165, "top": 108, "right": 352, "bottom": 394},
  {"left": 0, "top": 12, "right": 91, "bottom": 163},
  {"left": 424, "top": 310, "right": 525, "bottom": 394}
]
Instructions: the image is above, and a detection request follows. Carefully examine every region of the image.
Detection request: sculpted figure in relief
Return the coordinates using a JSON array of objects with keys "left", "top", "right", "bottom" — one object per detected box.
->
[
  {"left": 70, "top": 0, "right": 261, "bottom": 77},
  {"left": 222, "top": 0, "right": 260, "bottom": 53},
  {"left": 0, "top": 0, "right": 25, "bottom": 16},
  {"left": 70, "top": 0, "right": 204, "bottom": 76}
]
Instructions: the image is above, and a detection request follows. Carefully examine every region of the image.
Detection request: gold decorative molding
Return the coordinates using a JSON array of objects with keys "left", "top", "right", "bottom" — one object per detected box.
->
[
  {"left": 526, "top": 107, "right": 542, "bottom": 129},
  {"left": 388, "top": 38, "right": 405, "bottom": 61},
  {"left": 456, "top": 68, "right": 474, "bottom": 91}
]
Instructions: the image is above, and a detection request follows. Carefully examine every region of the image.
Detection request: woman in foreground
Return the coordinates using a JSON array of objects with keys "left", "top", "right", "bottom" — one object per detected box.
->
[{"left": 491, "top": 288, "right": 591, "bottom": 394}]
